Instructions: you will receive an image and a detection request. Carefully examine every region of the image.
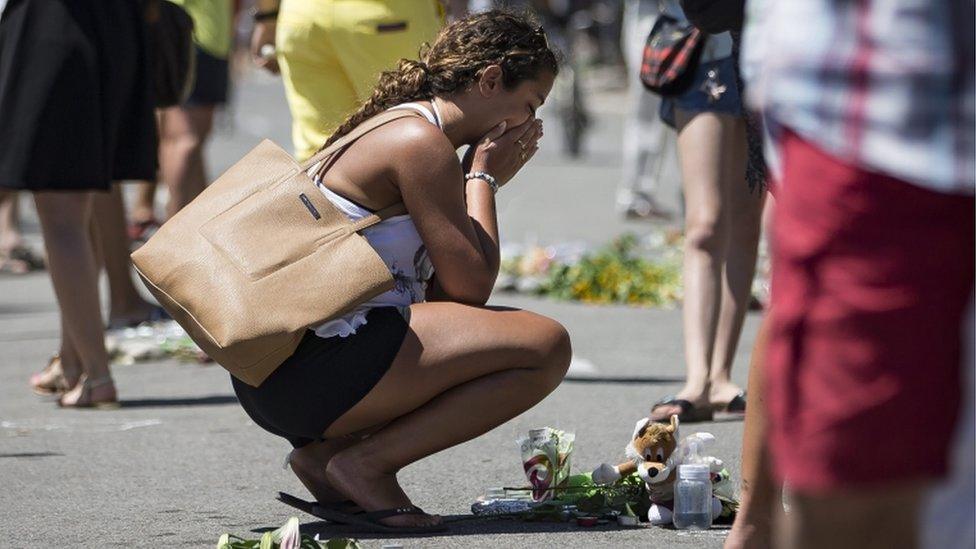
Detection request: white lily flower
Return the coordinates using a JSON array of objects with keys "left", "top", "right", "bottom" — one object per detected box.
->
[{"left": 274, "top": 516, "right": 301, "bottom": 549}]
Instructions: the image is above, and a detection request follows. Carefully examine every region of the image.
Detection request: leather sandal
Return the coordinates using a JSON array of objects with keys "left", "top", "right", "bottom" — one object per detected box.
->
[
  {"left": 57, "top": 375, "right": 120, "bottom": 410},
  {"left": 29, "top": 354, "right": 73, "bottom": 396}
]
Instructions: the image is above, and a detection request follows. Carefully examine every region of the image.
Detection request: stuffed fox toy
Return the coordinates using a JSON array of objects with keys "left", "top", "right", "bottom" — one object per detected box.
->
[{"left": 592, "top": 415, "right": 724, "bottom": 525}]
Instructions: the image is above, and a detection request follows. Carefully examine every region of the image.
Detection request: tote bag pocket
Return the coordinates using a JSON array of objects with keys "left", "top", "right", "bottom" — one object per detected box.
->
[{"left": 200, "top": 173, "right": 346, "bottom": 280}]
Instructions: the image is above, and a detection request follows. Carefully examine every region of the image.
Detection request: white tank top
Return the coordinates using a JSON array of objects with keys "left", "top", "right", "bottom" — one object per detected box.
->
[{"left": 311, "top": 102, "right": 442, "bottom": 338}]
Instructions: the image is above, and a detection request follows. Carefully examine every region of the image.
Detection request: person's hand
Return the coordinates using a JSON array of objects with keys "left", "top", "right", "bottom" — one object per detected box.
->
[
  {"left": 250, "top": 21, "right": 280, "bottom": 74},
  {"left": 463, "top": 118, "right": 543, "bottom": 188}
]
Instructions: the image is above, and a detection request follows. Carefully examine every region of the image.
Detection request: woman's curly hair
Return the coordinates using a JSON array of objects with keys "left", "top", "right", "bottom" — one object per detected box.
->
[{"left": 320, "top": 10, "right": 559, "bottom": 149}]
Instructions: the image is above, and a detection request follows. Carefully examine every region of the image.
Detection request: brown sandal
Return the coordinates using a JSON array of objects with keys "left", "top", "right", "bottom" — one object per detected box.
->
[
  {"left": 57, "top": 375, "right": 120, "bottom": 410},
  {"left": 29, "top": 355, "right": 72, "bottom": 396}
]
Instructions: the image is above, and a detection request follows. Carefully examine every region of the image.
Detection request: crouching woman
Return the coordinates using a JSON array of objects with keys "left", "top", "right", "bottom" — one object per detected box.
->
[{"left": 232, "top": 10, "right": 571, "bottom": 532}]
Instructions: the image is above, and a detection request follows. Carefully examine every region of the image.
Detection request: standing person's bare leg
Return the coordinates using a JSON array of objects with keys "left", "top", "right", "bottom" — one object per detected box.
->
[
  {"left": 0, "top": 190, "right": 25, "bottom": 273},
  {"left": 130, "top": 181, "right": 158, "bottom": 224},
  {"left": 650, "top": 110, "right": 730, "bottom": 420},
  {"left": 709, "top": 120, "right": 764, "bottom": 406},
  {"left": 315, "top": 303, "right": 571, "bottom": 528},
  {"left": 724, "top": 316, "right": 776, "bottom": 549},
  {"left": 0, "top": 190, "right": 44, "bottom": 273},
  {"left": 782, "top": 483, "right": 927, "bottom": 549},
  {"left": 34, "top": 192, "right": 116, "bottom": 406},
  {"left": 0, "top": 190, "right": 21, "bottom": 253},
  {"left": 158, "top": 105, "right": 214, "bottom": 218},
  {"left": 91, "top": 184, "right": 157, "bottom": 327}
]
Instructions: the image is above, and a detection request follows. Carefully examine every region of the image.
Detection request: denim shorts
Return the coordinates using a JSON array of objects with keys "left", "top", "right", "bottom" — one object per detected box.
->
[{"left": 659, "top": 55, "right": 743, "bottom": 128}]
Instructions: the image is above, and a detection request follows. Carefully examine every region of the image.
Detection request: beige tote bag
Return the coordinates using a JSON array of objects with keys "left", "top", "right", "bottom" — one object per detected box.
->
[{"left": 131, "top": 110, "right": 420, "bottom": 387}]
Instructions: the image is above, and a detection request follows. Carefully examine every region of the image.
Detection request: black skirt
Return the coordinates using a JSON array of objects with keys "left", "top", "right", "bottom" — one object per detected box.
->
[
  {"left": 0, "top": 0, "right": 157, "bottom": 191},
  {"left": 232, "top": 307, "right": 410, "bottom": 448}
]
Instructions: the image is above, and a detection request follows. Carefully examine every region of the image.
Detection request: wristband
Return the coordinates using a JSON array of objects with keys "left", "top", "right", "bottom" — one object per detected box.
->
[{"left": 465, "top": 171, "right": 498, "bottom": 194}]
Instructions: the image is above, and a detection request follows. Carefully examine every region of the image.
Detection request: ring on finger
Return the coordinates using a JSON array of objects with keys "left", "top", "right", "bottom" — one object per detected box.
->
[
  {"left": 517, "top": 139, "right": 527, "bottom": 150},
  {"left": 520, "top": 152, "right": 528, "bottom": 162}
]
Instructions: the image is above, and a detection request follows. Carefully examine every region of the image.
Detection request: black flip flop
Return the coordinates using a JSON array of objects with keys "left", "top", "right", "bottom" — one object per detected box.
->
[
  {"left": 278, "top": 492, "right": 364, "bottom": 516},
  {"left": 714, "top": 391, "right": 747, "bottom": 420},
  {"left": 277, "top": 492, "right": 447, "bottom": 534},
  {"left": 650, "top": 396, "right": 714, "bottom": 423}
]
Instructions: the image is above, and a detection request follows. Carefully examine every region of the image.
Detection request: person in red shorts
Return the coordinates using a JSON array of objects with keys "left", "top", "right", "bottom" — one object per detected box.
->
[{"left": 743, "top": 0, "right": 975, "bottom": 547}]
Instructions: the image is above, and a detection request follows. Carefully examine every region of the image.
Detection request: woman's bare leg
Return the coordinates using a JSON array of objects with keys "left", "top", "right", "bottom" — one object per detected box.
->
[
  {"left": 158, "top": 105, "right": 214, "bottom": 218},
  {"left": 34, "top": 192, "right": 116, "bottom": 404},
  {"left": 0, "top": 190, "right": 22, "bottom": 251},
  {"left": 309, "top": 303, "right": 571, "bottom": 527},
  {"left": 130, "top": 181, "right": 158, "bottom": 225},
  {"left": 725, "top": 315, "right": 776, "bottom": 549},
  {"left": 651, "top": 110, "right": 738, "bottom": 418},
  {"left": 709, "top": 122, "right": 764, "bottom": 404},
  {"left": 91, "top": 183, "right": 156, "bottom": 326}
]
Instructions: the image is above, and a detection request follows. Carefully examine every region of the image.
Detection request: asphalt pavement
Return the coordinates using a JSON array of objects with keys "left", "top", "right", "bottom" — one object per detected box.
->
[{"left": 0, "top": 68, "right": 759, "bottom": 548}]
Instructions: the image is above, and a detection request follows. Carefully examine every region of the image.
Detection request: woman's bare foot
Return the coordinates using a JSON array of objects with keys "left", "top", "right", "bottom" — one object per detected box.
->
[
  {"left": 29, "top": 355, "right": 78, "bottom": 395},
  {"left": 289, "top": 438, "right": 358, "bottom": 505},
  {"left": 649, "top": 385, "right": 712, "bottom": 422},
  {"left": 57, "top": 376, "right": 118, "bottom": 408},
  {"left": 326, "top": 448, "right": 441, "bottom": 528}
]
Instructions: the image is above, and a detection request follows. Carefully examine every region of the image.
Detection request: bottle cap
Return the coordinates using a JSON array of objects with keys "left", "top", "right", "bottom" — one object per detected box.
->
[
  {"left": 528, "top": 428, "right": 551, "bottom": 442},
  {"left": 678, "top": 463, "right": 710, "bottom": 480}
]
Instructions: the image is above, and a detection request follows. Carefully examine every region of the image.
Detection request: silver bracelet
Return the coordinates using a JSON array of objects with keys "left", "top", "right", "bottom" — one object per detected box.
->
[{"left": 464, "top": 171, "right": 499, "bottom": 194}]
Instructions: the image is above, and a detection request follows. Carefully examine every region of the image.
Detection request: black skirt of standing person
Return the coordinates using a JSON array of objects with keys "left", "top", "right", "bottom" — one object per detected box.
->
[{"left": 0, "top": 0, "right": 157, "bottom": 191}]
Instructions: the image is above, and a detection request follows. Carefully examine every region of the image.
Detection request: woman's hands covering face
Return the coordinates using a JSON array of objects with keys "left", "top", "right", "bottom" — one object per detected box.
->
[{"left": 463, "top": 118, "right": 543, "bottom": 188}]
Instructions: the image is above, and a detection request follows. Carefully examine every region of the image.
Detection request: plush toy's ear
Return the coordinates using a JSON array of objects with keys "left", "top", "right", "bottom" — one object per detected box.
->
[
  {"left": 668, "top": 415, "right": 679, "bottom": 434},
  {"left": 632, "top": 417, "right": 651, "bottom": 440}
]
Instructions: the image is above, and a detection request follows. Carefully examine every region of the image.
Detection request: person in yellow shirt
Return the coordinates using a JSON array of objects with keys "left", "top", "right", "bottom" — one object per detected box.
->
[{"left": 250, "top": 0, "right": 446, "bottom": 160}]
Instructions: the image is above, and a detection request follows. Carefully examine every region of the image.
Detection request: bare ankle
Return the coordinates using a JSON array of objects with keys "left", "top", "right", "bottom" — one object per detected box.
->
[
  {"left": 677, "top": 381, "right": 710, "bottom": 403},
  {"left": 330, "top": 445, "right": 396, "bottom": 479}
]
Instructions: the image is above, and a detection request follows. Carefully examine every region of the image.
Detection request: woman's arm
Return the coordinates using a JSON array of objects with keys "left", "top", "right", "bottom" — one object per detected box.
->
[
  {"left": 424, "top": 178, "right": 499, "bottom": 302},
  {"left": 463, "top": 174, "right": 501, "bottom": 280},
  {"left": 250, "top": 0, "right": 281, "bottom": 74},
  {"left": 390, "top": 118, "right": 540, "bottom": 305}
]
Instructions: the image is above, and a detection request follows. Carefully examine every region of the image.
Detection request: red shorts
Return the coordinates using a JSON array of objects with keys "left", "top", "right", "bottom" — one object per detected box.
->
[{"left": 766, "top": 131, "right": 975, "bottom": 492}]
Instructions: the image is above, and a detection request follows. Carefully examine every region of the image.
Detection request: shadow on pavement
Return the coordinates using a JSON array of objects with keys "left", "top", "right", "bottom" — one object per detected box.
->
[
  {"left": 564, "top": 375, "right": 685, "bottom": 384},
  {"left": 0, "top": 452, "right": 64, "bottom": 459},
  {"left": 261, "top": 516, "right": 648, "bottom": 540},
  {"left": 119, "top": 395, "right": 238, "bottom": 408},
  {"left": 276, "top": 517, "right": 734, "bottom": 540}
]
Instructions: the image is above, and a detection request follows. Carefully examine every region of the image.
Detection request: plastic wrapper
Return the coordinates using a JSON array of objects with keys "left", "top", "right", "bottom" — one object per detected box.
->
[{"left": 517, "top": 427, "right": 575, "bottom": 502}]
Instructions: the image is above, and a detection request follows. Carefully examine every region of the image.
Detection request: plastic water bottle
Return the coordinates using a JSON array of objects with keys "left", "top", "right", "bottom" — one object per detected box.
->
[{"left": 672, "top": 463, "right": 713, "bottom": 530}]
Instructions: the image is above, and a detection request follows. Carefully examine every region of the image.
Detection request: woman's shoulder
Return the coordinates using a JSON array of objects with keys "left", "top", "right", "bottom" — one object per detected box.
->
[{"left": 371, "top": 114, "right": 458, "bottom": 169}]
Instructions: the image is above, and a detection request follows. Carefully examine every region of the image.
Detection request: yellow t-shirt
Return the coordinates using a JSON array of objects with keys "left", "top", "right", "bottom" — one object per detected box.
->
[{"left": 169, "top": 0, "right": 232, "bottom": 59}]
